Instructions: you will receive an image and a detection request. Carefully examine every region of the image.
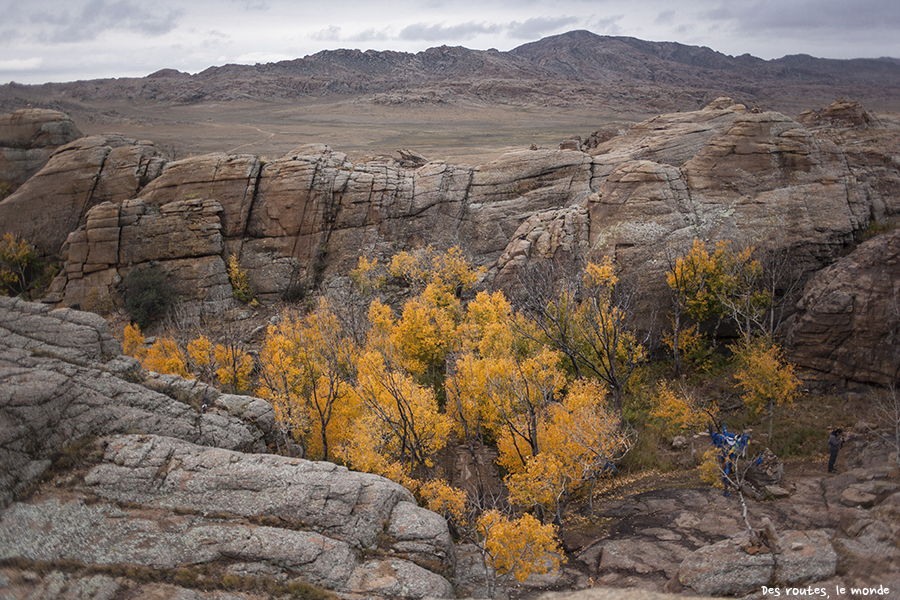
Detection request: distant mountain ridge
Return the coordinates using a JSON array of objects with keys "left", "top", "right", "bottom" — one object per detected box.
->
[{"left": 3, "top": 30, "right": 900, "bottom": 114}]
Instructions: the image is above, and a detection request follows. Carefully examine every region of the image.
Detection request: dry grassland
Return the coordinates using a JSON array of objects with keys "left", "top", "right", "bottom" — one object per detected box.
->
[{"left": 76, "top": 97, "right": 649, "bottom": 165}]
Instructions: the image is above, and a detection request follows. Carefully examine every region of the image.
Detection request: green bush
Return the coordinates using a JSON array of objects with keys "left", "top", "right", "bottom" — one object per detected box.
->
[{"left": 122, "top": 266, "right": 175, "bottom": 328}]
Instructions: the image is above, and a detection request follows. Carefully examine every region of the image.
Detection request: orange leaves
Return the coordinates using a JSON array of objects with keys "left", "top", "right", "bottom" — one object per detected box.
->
[
  {"left": 651, "top": 379, "right": 716, "bottom": 437},
  {"left": 506, "top": 380, "right": 629, "bottom": 515},
  {"left": 418, "top": 479, "right": 467, "bottom": 527},
  {"left": 345, "top": 347, "right": 452, "bottom": 474},
  {"left": 142, "top": 336, "right": 192, "bottom": 379},
  {"left": 258, "top": 300, "right": 358, "bottom": 460},
  {"left": 0, "top": 232, "right": 38, "bottom": 296},
  {"left": 477, "top": 510, "right": 563, "bottom": 586}
]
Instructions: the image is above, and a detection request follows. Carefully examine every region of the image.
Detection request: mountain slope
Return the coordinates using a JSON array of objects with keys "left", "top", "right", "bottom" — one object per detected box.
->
[{"left": 2, "top": 30, "right": 899, "bottom": 114}]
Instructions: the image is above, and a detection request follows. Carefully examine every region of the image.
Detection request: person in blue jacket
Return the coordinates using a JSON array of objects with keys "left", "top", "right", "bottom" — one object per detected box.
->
[
  {"left": 827, "top": 428, "right": 843, "bottom": 473},
  {"left": 709, "top": 425, "right": 750, "bottom": 496}
]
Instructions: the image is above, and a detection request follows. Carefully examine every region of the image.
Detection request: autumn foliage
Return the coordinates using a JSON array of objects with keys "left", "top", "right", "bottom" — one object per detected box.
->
[{"left": 116, "top": 241, "right": 808, "bottom": 595}]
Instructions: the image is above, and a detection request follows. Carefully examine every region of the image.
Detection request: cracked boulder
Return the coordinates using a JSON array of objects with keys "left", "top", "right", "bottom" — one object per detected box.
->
[
  {"left": 676, "top": 530, "right": 837, "bottom": 596},
  {"left": 0, "top": 297, "right": 277, "bottom": 508}
]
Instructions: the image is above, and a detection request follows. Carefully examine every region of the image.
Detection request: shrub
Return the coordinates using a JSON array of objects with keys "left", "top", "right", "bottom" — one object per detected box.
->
[
  {"left": 0, "top": 232, "right": 40, "bottom": 296},
  {"left": 122, "top": 266, "right": 175, "bottom": 328},
  {"left": 227, "top": 254, "right": 256, "bottom": 304}
]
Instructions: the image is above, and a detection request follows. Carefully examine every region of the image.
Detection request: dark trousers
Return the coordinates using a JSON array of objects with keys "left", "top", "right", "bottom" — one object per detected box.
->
[{"left": 828, "top": 447, "right": 839, "bottom": 472}]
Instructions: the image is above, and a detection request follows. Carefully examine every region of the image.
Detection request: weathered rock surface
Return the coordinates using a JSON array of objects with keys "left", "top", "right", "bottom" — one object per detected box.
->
[
  {"left": 676, "top": 529, "right": 837, "bottom": 595},
  {"left": 0, "top": 108, "right": 82, "bottom": 191},
  {"left": 573, "top": 432, "right": 900, "bottom": 595},
  {"left": 0, "top": 296, "right": 277, "bottom": 508},
  {"left": 0, "top": 298, "right": 457, "bottom": 599},
  {"left": 784, "top": 229, "right": 900, "bottom": 388},
  {"left": 0, "top": 133, "right": 165, "bottom": 258},
  {"left": 83, "top": 434, "right": 454, "bottom": 568},
  {"left": 51, "top": 197, "right": 235, "bottom": 313}
]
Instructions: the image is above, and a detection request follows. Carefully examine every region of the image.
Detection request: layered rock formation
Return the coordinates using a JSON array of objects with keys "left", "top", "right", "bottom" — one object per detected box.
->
[
  {"left": 0, "top": 108, "right": 82, "bottom": 193},
  {"left": 784, "top": 229, "right": 900, "bottom": 388},
  {"left": 1, "top": 99, "right": 899, "bottom": 388},
  {"left": 0, "top": 131, "right": 165, "bottom": 257},
  {"left": 0, "top": 297, "right": 456, "bottom": 599}
]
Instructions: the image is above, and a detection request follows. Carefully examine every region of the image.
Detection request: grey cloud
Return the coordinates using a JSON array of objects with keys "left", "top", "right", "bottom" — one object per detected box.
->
[
  {"left": 655, "top": 10, "right": 676, "bottom": 25},
  {"left": 29, "top": 0, "right": 183, "bottom": 43},
  {"left": 311, "top": 26, "right": 342, "bottom": 42},
  {"left": 310, "top": 24, "right": 390, "bottom": 44},
  {"left": 347, "top": 28, "right": 392, "bottom": 43},
  {"left": 506, "top": 16, "right": 580, "bottom": 39},
  {"left": 230, "top": 0, "right": 271, "bottom": 9},
  {"left": 587, "top": 15, "right": 625, "bottom": 36},
  {"left": 399, "top": 21, "right": 503, "bottom": 42},
  {"left": 712, "top": 0, "right": 900, "bottom": 31}
]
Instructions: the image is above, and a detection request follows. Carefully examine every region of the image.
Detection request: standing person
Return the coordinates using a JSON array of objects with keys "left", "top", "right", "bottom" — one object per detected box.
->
[{"left": 828, "top": 428, "right": 843, "bottom": 473}]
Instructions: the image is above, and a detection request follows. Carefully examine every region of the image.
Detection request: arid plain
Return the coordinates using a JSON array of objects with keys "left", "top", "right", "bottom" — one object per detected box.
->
[{"left": 71, "top": 96, "right": 649, "bottom": 164}]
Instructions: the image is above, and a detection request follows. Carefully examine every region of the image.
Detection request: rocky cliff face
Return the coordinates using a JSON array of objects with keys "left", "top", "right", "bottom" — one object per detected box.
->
[
  {"left": 1, "top": 100, "right": 899, "bottom": 388},
  {"left": 0, "top": 108, "right": 82, "bottom": 193},
  {"left": 0, "top": 296, "right": 457, "bottom": 599},
  {"left": 784, "top": 229, "right": 900, "bottom": 388}
]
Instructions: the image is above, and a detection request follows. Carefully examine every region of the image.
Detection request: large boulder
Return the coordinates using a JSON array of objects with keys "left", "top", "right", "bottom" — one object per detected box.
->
[
  {"left": 0, "top": 134, "right": 166, "bottom": 256},
  {"left": 784, "top": 229, "right": 900, "bottom": 387},
  {"left": 0, "top": 108, "right": 82, "bottom": 192},
  {"left": 677, "top": 529, "right": 837, "bottom": 596},
  {"left": 53, "top": 197, "right": 235, "bottom": 314}
]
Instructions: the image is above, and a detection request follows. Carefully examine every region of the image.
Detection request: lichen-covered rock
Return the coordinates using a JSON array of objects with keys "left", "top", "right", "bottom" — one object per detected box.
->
[
  {"left": 0, "top": 297, "right": 276, "bottom": 508},
  {"left": 84, "top": 434, "right": 415, "bottom": 550},
  {"left": 677, "top": 529, "right": 838, "bottom": 595},
  {"left": 774, "top": 530, "right": 837, "bottom": 585},
  {"left": 82, "top": 434, "right": 455, "bottom": 575},
  {"left": 0, "top": 495, "right": 453, "bottom": 598},
  {"left": 677, "top": 534, "right": 776, "bottom": 595},
  {"left": 0, "top": 299, "right": 457, "bottom": 598}
]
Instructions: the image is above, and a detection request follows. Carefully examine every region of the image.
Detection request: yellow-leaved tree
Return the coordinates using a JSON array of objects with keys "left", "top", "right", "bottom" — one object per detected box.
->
[
  {"left": 650, "top": 380, "right": 719, "bottom": 462},
  {"left": 187, "top": 333, "right": 254, "bottom": 394},
  {"left": 733, "top": 337, "right": 801, "bottom": 443},
  {"left": 515, "top": 256, "right": 647, "bottom": 415},
  {"left": 476, "top": 509, "right": 564, "bottom": 598},
  {"left": 338, "top": 326, "right": 453, "bottom": 481},
  {"left": 712, "top": 242, "right": 771, "bottom": 346},
  {"left": 257, "top": 300, "right": 359, "bottom": 460},
  {"left": 141, "top": 335, "right": 192, "bottom": 378},
  {"left": 0, "top": 232, "right": 39, "bottom": 296},
  {"left": 665, "top": 239, "right": 722, "bottom": 373},
  {"left": 506, "top": 379, "right": 633, "bottom": 528},
  {"left": 384, "top": 246, "right": 484, "bottom": 393}
]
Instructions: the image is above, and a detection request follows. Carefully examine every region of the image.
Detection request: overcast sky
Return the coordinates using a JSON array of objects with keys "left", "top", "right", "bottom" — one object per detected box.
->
[{"left": 2, "top": 0, "right": 899, "bottom": 85}]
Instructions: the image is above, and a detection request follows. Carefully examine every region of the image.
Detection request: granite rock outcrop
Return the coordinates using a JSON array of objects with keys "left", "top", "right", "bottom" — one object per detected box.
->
[
  {"left": 0, "top": 132, "right": 165, "bottom": 258},
  {"left": 784, "top": 229, "right": 900, "bottom": 388},
  {"left": 1, "top": 99, "right": 899, "bottom": 388},
  {"left": 0, "top": 298, "right": 457, "bottom": 599},
  {"left": 0, "top": 108, "right": 83, "bottom": 192}
]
